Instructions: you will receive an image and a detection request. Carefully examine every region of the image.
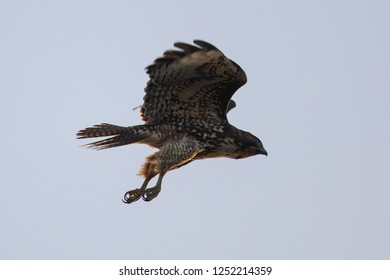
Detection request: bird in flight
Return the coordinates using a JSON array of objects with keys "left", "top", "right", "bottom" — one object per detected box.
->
[{"left": 77, "top": 40, "right": 267, "bottom": 204}]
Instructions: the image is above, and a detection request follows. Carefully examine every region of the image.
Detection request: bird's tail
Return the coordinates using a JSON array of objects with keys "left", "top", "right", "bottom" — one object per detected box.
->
[{"left": 76, "top": 123, "right": 148, "bottom": 150}]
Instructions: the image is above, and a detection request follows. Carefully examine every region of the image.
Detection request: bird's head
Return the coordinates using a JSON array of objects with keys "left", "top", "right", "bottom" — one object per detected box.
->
[{"left": 232, "top": 129, "right": 268, "bottom": 159}]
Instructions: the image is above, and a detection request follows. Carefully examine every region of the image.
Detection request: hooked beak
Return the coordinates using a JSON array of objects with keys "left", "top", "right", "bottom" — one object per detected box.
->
[{"left": 257, "top": 146, "right": 268, "bottom": 156}]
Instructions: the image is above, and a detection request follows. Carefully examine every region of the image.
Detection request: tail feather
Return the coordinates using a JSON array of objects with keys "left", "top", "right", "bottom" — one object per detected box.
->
[
  {"left": 77, "top": 123, "right": 126, "bottom": 139},
  {"left": 77, "top": 123, "right": 146, "bottom": 150}
]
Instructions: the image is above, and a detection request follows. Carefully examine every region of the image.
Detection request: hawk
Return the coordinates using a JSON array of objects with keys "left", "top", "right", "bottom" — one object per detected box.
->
[{"left": 77, "top": 40, "right": 267, "bottom": 204}]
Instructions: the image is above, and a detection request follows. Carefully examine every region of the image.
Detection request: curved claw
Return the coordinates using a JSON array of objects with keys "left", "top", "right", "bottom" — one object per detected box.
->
[
  {"left": 122, "top": 189, "right": 142, "bottom": 204},
  {"left": 142, "top": 186, "right": 161, "bottom": 202}
]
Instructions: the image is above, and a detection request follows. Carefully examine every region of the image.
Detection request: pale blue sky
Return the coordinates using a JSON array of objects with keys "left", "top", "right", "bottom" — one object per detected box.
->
[{"left": 1, "top": 0, "right": 389, "bottom": 259}]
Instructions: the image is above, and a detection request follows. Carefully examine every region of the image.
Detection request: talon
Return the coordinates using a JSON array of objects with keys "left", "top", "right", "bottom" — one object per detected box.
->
[
  {"left": 142, "top": 186, "right": 161, "bottom": 202},
  {"left": 122, "top": 189, "right": 142, "bottom": 204}
]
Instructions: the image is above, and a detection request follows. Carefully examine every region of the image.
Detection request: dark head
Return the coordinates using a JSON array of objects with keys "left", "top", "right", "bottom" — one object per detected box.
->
[{"left": 232, "top": 129, "right": 268, "bottom": 159}]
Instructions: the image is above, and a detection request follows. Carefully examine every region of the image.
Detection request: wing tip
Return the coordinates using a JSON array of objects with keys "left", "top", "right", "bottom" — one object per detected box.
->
[{"left": 193, "top": 40, "right": 220, "bottom": 51}]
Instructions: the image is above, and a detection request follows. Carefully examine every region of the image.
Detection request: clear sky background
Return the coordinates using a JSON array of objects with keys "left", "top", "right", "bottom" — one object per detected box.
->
[{"left": 1, "top": 0, "right": 389, "bottom": 259}]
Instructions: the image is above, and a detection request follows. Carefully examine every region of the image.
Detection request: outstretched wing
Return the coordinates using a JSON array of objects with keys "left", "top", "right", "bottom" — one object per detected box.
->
[{"left": 141, "top": 40, "right": 247, "bottom": 125}]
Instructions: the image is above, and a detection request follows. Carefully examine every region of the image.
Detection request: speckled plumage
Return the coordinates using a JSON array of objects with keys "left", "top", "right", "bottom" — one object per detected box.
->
[{"left": 77, "top": 40, "right": 267, "bottom": 204}]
